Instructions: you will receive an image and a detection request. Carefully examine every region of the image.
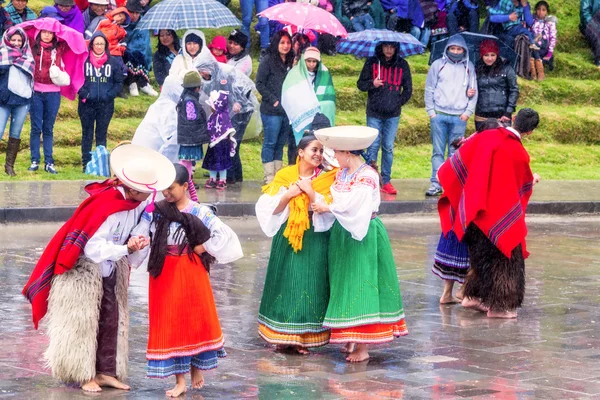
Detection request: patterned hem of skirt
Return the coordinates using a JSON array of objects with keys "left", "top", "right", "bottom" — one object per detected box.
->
[
  {"left": 147, "top": 348, "right": 227, "bottom": 379},
  {"left": 258, "top": 323, "right": 330, "bottom": 348},
  {"left": 258, "top": 315, "right": 329, "bottom": 334},
  {"left": 147, "top": 337, "right": 225, "bottom": 361},
  {"left": 322, "top": 312, "right": 406, "bottom": 328},
  {"left": 328, "top": 320, "right": 409, "bottom": 344},
  {"left": 431, "top": 266, "right": 467, "bottom": 284}
]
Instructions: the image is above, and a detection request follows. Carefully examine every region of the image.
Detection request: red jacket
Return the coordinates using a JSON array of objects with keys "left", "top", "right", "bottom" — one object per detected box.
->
[
  {"left": 96, "top": 7, "right": 130, "bottom": 57},
  {"left": 33, "top": 42, "right": 66, "bottom": 85}
]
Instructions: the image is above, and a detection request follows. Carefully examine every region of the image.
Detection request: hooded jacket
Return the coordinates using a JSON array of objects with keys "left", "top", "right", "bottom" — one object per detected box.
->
[
  {"left": 357, "top": 41, "right": 413, "bottom": 119},
  {"left": 95, "top": 7, "right": 130, "bottom": 57},
  {"left": 78, "top": 32, "right": 124, "bottom": 103},
  {"left": 169, "top": 29, "right": 213, "bottom": 79},
  {"left": 424, "top": 34, "right": 477, "bottom": 117}
]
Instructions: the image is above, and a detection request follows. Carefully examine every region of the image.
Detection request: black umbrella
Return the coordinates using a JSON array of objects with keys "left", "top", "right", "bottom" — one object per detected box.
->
[{"left": 429, "top": 32, "right": 519, "bottom": 70}]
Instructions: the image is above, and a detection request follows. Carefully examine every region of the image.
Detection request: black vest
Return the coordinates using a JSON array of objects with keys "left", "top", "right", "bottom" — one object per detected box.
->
[{"left": 177, "top": 91, "right": 210, "bottom": 146}]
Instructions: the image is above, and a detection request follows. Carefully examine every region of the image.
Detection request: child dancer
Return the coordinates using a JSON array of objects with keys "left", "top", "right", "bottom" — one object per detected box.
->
[
  {"left": 177, "top": 71, "right": 209, "bottom": 201},
  {"left": 202, "top": 90, "right": 237, "bottom": 190},
  {"left": 132, "top": 163, "right": 243, "bottom": 397}
]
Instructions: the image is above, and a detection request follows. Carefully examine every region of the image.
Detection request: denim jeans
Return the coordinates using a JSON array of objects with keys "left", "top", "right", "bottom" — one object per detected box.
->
[
  {"left": 0, "top": 103, "right": 30, "bottom": 140},
  {"left": 446, "top": 5, "right": 479, "bottom": 35},
  {"left": 410, "top": 26, "right": 432, "bottom": 47},
  {"left": 30, "top": 91, "right": 61, "bottom": 164},
  {"left": 79, "top": 100, "right": 115, "bottom": 167},
  {"left": 240, "top": 0, "right": 270, "bottom": 49},
  {"left": 261, "top": 113, "right": 290, "bottom": 163},
  {"left": 351, "top": 14, "right": 375, "bottom": 32},
  {"left": 429, "top": 113, "right": 467, "bottom": 188},
  {"left": 366, "top": 116, "right": 399, "bottom": 184},
  {"left": 228, "top": 110, "right": 252, "bottom": 181}
]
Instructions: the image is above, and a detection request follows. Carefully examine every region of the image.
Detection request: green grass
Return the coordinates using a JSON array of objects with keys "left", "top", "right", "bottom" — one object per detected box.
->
[{"left": 3, "top": 0, "right": 598, "bottom": 182}]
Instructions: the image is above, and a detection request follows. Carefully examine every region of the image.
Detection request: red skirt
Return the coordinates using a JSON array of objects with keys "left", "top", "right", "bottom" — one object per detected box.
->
[
  {"left": 329, "top": 321, "right": 408, "bottom": 344},
  {"left": 147, "top": 253, "right": 224, "bottom": 360}
]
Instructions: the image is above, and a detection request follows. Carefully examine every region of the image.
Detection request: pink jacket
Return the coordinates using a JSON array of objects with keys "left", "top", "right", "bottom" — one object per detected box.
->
[{"left": 531, "top": 16, "right": 557, "bottom": 58}]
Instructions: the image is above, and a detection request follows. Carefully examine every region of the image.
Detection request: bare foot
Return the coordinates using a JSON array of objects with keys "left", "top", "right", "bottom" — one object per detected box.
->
[
  {"left": 461, "top": 297, "right": 489, "bottom": 313},
  {"left": 340, "top": 342, "right": 356, "bottom": 354},
  {"left": 166, "top": 382, "right": 187, "bottom": 397},
  {"left": 191, "top": 366, "right": 205, "bottom": 389},
  {"left": 294, "top": 346, "right": 310, "bottom": 355},
  {"left": 81, "top": 379, "right": 102, "bottom": 392},
  {"left": 275, "top": 344, "right": 292, "bottom": 352},
  {"left": 94, "top": 374, "right": 130, "bottom": 390},
  {"left": 440, "top": 294, "right": 461, "bottom": 304},
  {"left": 346, "top": 343, "right": 369, "bottom": 362},
  {"left": 487, "top": 309, "right": 517, "bottom": 319},
  {"left": 456, "top": 288, "right": 464, "bottom": 300}
]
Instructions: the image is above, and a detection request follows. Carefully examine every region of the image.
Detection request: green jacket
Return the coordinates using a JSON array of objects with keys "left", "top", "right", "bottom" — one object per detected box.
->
[{"left": 581, "top": 0, "right": 600, "bottom": 33}]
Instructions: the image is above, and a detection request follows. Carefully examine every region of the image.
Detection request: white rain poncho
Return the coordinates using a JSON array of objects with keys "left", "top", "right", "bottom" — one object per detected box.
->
[{"left": 168, "top": 29, "right": 214, "bottom": 79}]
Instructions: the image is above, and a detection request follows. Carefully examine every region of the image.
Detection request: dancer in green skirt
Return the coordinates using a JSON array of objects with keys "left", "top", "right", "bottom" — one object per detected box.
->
[
  {"left": 256, "top": 133, "right": 338, "bottom": 354},
  {"left": 312, "top": 126, "right": 408, "bottom": 363}
]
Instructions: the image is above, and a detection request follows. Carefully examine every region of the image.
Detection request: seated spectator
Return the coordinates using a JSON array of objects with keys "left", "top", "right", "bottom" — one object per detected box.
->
[
  {"left": 580, "top": 0, "right": 600, "bottom": 66},
  {"left": 430, "top": 0, "right": 449, "bottom": 42},
  {"left": 83, "top": 0, "right": 107, "bottom": 31},
  {"left": 474, "top": 39, "right": 519, "bottom": 131},
  {"left": 123, "top": 0, "right": 156, "bottom": 97},
  {"left": 55, "top": 0, "right": 85, "bottom": 34},
  {"left": 530, "top": 0, "right": 556, "bottom": 77},
  {"left": 413, "top": 0, "right": 439, "bottom": 47},
  {"left": 95, "top": 7, "right": 129, "bottom": 58},
  {"left": 226, "top": 29, "right": 252, "bottom": 77},
  {"left": 5, "top": 0, "right": 36, "bottom": 26},
  {"left": 489, "top": 0, "right": 536, "bottom": 48},
  {"left": 446, "top": 0, "right": 479, "bottom": 35},
  {"left": 342, "top": 0, "right": 375, "bottom": 32},
  {"left": 153, "top": 29, "right": 180, "bottom": 87},
  {"left": 208, "top": 36, "right": 228, "bottom": 63},
  {"left": 382, "top": 0, "right": 425, "bottom": 37}
]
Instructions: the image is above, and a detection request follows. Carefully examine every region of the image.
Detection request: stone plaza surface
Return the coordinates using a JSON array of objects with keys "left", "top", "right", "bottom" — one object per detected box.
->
[{"left": 1, "top": 216, "right": 600, "bottom": 399}]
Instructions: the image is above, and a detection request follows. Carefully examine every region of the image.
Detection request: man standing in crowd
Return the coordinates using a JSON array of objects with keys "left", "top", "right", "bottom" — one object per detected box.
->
[
  {"left": 357, "top": 41, "right": 413, "bottom": 195},
  {"left": 424, "top": 34, "right": 477, "bottom": 197}
]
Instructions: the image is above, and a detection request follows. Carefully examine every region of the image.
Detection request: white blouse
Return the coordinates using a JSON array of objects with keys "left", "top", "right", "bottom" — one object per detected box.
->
[{"left": 314, "top": 164, "right": 380, "bottom": 241}]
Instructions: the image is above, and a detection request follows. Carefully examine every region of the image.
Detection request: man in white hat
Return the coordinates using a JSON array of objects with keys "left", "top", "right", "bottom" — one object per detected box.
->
[{"left": 22, "top": 144, "right": 176, "bottom": 393}]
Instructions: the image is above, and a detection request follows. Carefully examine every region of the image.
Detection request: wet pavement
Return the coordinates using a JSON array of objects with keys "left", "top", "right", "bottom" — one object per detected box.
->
[{"left": 1, "top": 216, "right": 600, "bottom": 399}]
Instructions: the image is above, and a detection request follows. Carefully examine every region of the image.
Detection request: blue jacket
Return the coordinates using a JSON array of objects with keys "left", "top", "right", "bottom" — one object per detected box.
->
[
  {"left": 124, "top": 20, "right": 153, "bottom": 72},
  {"left": 78, "top": 32, "right": 124, "bottom": 103}
]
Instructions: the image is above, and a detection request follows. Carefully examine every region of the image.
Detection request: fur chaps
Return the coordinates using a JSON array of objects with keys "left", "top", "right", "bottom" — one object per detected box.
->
[
  {"left": 462, "top": 223, "right": 526, "bottom": 311},
  {"left": 43, "top": 256, "right": 130, "bottom": 384}
]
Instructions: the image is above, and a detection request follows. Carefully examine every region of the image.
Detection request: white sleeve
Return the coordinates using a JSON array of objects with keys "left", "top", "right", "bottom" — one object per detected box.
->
[
  {"left": 197, "top": 206, "right": 243, "bottom": 264},
  {"left": 255, "top": 187, "right": 290, "bottom": 237},
  {"left": 127, "top": 211, "right": 152, "bottom": 269},
  {"left": 84, "top": 214, "right": 129, "bottom": 263},
  {"left": 329, "top": 186, "right": 374, "bottom": 241},
  {"left": 312, "top": 192, "right": 335, "bottom": 232}
]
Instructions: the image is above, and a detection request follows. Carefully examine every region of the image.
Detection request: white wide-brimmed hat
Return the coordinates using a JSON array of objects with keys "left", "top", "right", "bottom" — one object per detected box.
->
[
  {"left": 314, "top": 126, "right": 378, "bottom": 151},
  {"left": 110, "top": 144, "right": 176, "bottom": 193}
]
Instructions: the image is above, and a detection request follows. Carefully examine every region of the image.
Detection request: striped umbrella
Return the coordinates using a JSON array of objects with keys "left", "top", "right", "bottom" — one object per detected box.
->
[
  {"left": 135, "top": 0, "right": 240, "bottom": 31},
  {"left": 336, "top": 30, "right": 425, "bottom": 58}
]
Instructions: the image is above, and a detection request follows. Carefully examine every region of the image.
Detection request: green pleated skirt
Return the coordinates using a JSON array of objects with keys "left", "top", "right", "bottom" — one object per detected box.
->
[
  {"left": 323, "top": 218, "right": 407, "bottom": 342},
  {"left": 258, "top": 224, "right": 331, "bottom": 347}
]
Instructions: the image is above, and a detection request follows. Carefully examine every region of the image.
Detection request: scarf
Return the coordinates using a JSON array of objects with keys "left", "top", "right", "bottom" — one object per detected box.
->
[
  {"left": 281, "top": 53, "right": 336, "bottom": 145},
  {"left": 4, "top": 3, "right": 37, "bottom": 24},
  {"left": 22, "top": 180, "right": 141, "bottom": 329},
  {"left": 438, "top": 128, "right": 533, "bottom": 260},
  {"left": 90, "top": 51, "right": 108, "bottom": 68},
  {"left": 0, "top": 27, "right": 35, "bottom": 77},
  {"left": 262, "top": 165, "right": 337, "bottom": 252},
  {"left": 147, "top": 200, "right": 214, "bottom": 278},
  {"left": 56, "top": 4, "right": 86, "bottom": 34}
]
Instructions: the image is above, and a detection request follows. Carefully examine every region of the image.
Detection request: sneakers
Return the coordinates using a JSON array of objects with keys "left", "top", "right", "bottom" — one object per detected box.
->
[
  {"left": 140, "top": 84, "right": 159, "bottom": 97},
  {"left": 205, "top": 178, "right": 216, "bottom": 189},
  {"left": 381, "top": 182, "right": 397, "bottom": 195},
  {"left": 28, "top": 161, "right": 39, "bottom": 171},
  {"left": 216, "top": 180, "right": 226, "bottom": 191},
  {"left": 425, "top": 184, "right": 442, "bottom": 197},
  {"left": 529, "top": 44, "right": 540, "bottom": 51},
  {"left": 44, "top": 163, "right": 58, "bottom": 174},
  {"left": 129, "top": 83, "right": 139, "bottom": 97}
]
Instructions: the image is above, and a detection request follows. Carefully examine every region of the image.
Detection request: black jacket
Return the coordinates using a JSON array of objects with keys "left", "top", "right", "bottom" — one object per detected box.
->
[
  {"left": 152, "top": 50, "right": 172, "bottom": 86},
  {"left": 357, "top": 42, "right": 413, "bottom": 119},
  {"left": 475, "top": 59, "right": 519, "bottom": 118},
  {"left": 177, "top": 89, "right": 210, "bottom": 146},
  {"left": 255, "top": 52, "right": 291, "bottom": 116},
  {"left": 78, "top": 32, "right": 124, "bottom": 103},
  {"left": 342, "top": 0, "right": 371, "bottom": 18}
]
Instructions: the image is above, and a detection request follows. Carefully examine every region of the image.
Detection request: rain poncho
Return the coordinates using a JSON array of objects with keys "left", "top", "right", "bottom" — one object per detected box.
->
[
  {"left": 281, "top": 53, "right": 336, "bottom": 144},
  {"left": 169, "top": 29, "right": 214, "bottom": 79},
  {"left": 131, "top": 75, "right": 182, "bottom": 162}
]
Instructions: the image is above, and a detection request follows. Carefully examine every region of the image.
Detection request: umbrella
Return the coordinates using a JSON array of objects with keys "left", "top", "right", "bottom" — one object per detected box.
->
[
  {"left": 336, "top": 30, "right": 425, "bottom": 58},
  {"left": 258, "top": 2, "right": 347, "bottom": 38},
  {"left": 429, "top": 32, "right": 518, "bottom": 69},
  {"left": 135, "top": 0, "right": 240, "bottom": 31}
]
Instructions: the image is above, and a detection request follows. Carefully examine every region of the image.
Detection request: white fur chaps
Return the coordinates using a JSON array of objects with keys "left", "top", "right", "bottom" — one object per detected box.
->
[{"left": 43, "top": 256, "right": 130, "bottom": 384}]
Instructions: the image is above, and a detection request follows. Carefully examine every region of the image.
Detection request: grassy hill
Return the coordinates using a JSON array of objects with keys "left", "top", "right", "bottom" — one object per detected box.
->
[{"left": 2, "top": 0, "right": 598, "bottom": 181}]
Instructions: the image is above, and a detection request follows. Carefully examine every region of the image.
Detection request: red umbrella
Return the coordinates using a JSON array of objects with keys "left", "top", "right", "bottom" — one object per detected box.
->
[{"left": 258, "top": 2, "right": 348, "bottom": 38}]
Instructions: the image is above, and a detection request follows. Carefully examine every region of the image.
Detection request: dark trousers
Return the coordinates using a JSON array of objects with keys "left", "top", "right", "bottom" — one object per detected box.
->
[
  {"left": 287, "top": 129, "right": 297, "bottom": 166},
  {"left": 30, "top": 91, "right": 61, "bottom": 164},
  {"left": 79, "top": 100, "right": 115, "bottom": 167},
  {"left": 228, "top": 111, "right": 252, "bottom": 182},
  {"left": 95, "top": 268, "right": 119, "bottom": 377}
]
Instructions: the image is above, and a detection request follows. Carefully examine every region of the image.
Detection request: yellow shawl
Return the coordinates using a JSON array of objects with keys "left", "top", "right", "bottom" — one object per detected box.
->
[{"left": 262, "top": 165, "right": 337, "bottom": 252}]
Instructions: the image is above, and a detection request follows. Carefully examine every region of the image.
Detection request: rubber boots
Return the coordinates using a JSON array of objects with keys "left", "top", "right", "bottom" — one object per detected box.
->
[
  {"left": 535, "top": 59, "right": 545, "bottom": 81},
  {"left": 529, "top": 58, "right": 536, "bottom": 80},
  {"left": 263, "top": 162, "right": 275, "bottom": 184},
  {"left": 274, "top": 160, "right": 283, "bottom": 173},
  {"left": 4, "top": 137, "right": 20, "bottom": 177}
]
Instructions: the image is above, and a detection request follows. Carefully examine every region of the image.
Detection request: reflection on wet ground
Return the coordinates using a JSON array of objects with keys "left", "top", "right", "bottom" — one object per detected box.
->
[{"left": 1, "top": 216, "right": 599, "bottom": 399}]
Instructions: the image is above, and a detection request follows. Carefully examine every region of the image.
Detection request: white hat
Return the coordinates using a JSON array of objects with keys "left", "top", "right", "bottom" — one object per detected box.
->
[
  {"left": 314, "top": 126, "right": 378, "bottom": 151},
  {"left": 110, "top": 144, "right": 176, "bottom": 193},
  {"left": 88, "top": 0, "right": 109, "bottom": 4},
  {"left": 322, "top": 147, "right": 339, "bottom": 170}
]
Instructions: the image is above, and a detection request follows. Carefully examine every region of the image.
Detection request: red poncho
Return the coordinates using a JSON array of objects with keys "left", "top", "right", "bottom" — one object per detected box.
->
[
  {"left": 438, "top": 128, "right": 533, "bottom": 259},
  {"left": 22, "top": 180, "right": 140, "bottom": 329}
]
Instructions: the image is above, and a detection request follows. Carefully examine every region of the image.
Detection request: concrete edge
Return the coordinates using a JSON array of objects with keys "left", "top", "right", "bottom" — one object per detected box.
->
[{"left": 1, "top": 201, "right": 599, "bottom": 223}]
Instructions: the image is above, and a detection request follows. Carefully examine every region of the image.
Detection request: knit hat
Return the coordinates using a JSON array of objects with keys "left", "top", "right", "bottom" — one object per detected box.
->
[
  {"left": 185, "top": 33, "right": 203, "bottom": 46},
  {"left": 182, "top": 70, "right": 202, "bottom": 88},
  {"left": 39, "top": 6, "right": 65, "bottom": 21},
  {"left": 126, "top": 0, "right": 144, "bottom": 13},
  {"left": 479, "top": 39, "right": 499, "bottom": 56},
  {"left": 228, "top": 29, "right": 248, "bottom": 49},
  {"left": 54, "top": 0, "right": 75, "bottom": 6},
  {"left": 303, "top": 46, "right": 321, "bottom": 61},
  {"left": 208, "top": 36, "right": 227, "bottom": 51}
]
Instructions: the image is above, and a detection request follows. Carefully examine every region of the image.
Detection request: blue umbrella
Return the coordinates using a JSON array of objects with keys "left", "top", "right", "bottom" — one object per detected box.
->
[
  {"left": 429, "top": 32, "right": 518, "bottom": 69},
  {"left": 135, "top": 0, "right": 240, "bottom": 31},
  {"left": 336, "top": 29, "right": 425, "bottom": 58}
]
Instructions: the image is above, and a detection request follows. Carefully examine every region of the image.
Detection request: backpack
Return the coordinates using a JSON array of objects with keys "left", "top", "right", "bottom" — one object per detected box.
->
[{"left": 85, "top": 145, "right": 111, "bottom": 177}]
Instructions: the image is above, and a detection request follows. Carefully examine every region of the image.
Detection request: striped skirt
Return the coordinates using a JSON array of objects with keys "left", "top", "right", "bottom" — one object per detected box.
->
[
  {"left": 258, "top": 224, "right": 331, "bottom": 348},
  {"left": 432, "top": 231, "right": 470, "bottom": 284},
  {"left": 323, "top": 218, "right": 408, "bottom": 344},
  {"left": 147, "top": 250, "right": 225, "bottom": 378}
]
